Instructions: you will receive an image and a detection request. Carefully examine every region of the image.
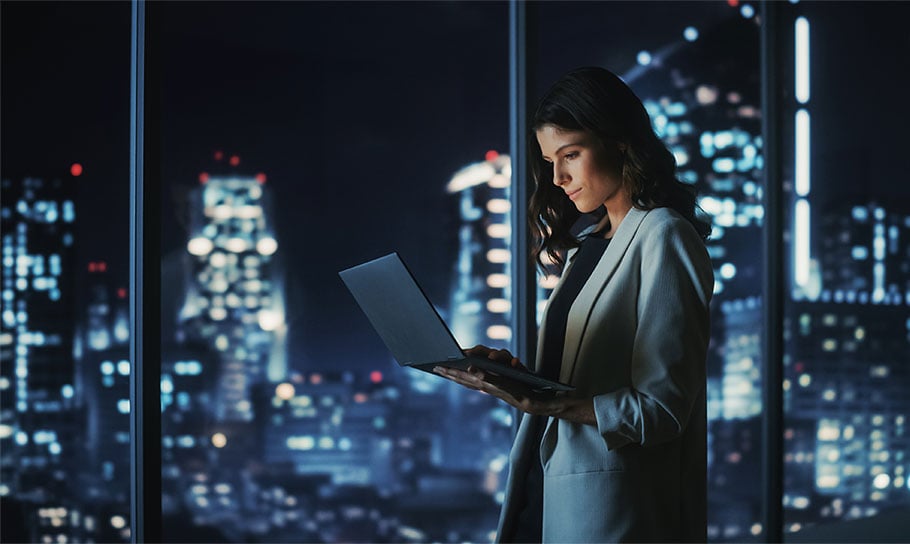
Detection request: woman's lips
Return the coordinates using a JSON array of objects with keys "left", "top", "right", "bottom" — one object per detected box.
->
[{"left": 566, "top": 188, "right": 582, "bottom": 200}]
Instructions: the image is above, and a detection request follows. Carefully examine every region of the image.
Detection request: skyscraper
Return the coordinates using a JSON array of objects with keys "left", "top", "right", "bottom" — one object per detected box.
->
[
  {"left": 0, "top": 176, "right": 80, "bottom": 542},
  {"left": 177, "top": 174, "right": 287, "bottom": 422},
  {"left": 783, "top": 203, "right": 910, "bottom": 528}
]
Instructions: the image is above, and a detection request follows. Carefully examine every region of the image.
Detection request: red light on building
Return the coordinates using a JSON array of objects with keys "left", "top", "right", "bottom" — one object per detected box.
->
[
  {"left": 70, "top": 163, "right": 83, "bottom": 177},
  {"left": 117, "top": 288, "right": 127, "bottom": 299},
  {"left": 370, "top": 371, "right": 382, "bottom": 383},
  {"left": 727, "top": 0, "right": 739, "bottom": 6},
  {"left": 310, "top": 373, "right": 323, "bottom": 385},
  {"left": 87, "top": 261, "right": 107, "bottom": 272},
  {"left": 98, "top": 261, "right": 107, "bottom": 272},
  {"left": 255, "top": 173, "right": 267, "bottom": 184},
  {"left": 354, "top": 393, "right": 368, "bottom": 403},
  {"left": 229, "top": 155, "right": 240, "bottom": 167},
  {"left": 794, "top": 361, "right": 804, "bottom": 373},
  {"left": 199, "top": 172, "right": 209, "bottom": 184},
  {"left": 88, "top": 262, "right": 96, "bottom": 272},
  {"left": 214, "top": 150, "right": 224, "bottom": 161},
  {"left": 485, "top": 150, "right": 499, "bottom": 162}
]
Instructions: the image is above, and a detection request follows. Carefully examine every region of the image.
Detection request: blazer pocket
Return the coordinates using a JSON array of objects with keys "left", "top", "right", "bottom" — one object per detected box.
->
[{"left": 542, "top": 422, "right": 633, "bottom": 476}]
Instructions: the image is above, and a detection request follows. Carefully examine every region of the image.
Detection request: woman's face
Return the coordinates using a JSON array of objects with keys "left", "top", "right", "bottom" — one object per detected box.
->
[{"left": 536, "top": 124, "right": 625, "bottom": 214}]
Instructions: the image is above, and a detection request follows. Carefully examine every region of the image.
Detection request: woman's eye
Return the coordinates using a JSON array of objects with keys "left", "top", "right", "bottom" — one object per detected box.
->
[{"left": 564, "top": 152, "right": 578, "bottom": 160}]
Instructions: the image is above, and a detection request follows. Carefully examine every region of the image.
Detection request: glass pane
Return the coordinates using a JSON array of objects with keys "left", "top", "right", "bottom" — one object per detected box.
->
[
  {"left": 781, "top": 1, "right": 910, "bottom": 536},
  {"left": 533, "top": 2, "right": 765, "bottom": 540},
  {"left": 1, "top": 2, "right": 133, "bottom": 542},
  {"left": 156, "top": 3, "right": 510, "bottom": 542}
]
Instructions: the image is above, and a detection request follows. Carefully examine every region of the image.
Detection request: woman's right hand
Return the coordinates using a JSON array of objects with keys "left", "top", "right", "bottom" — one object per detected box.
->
[{"left": 465, "top": 345, "right": 529, "bottom": 372}]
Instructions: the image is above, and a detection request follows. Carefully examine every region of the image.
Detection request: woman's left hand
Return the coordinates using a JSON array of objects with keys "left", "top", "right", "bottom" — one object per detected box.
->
[{"left": 433, "top": 365, "right": 567, "bottom": 417}]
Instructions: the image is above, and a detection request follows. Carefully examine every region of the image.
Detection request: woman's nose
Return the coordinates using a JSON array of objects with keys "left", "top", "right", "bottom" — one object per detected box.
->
[{"left": 553, "top": 163, "right": 569, "bottom": 186}]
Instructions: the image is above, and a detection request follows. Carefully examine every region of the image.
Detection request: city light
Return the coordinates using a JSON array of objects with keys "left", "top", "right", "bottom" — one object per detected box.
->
[
  {"left": 212, "top": 433, "right": 227, "bottom": 448},
  {"left": 275, "top": 382, "right": 295, "bottom": 400},
  {"left": 486, "top": 224, "right": 510, "bottom": 238},
  {"left": 487, "top": 299, "right": 510, "bottom": 313},
  {"left": 225, "top": 237, "right": 248, "bottom": 253},
  {"left": 637, "top": 50, "right": 652, "bottom": 66},
  {"left": 795, "top": 109, "right": 811, "bottom": 196},
  {"left": 446, "top": 162, "right": 496, "bottom": 193},
  {"left": 256, "top": 236, "right": 278, "bottom": 256},
  {"left": 486, "top": 274, "right": 509, "bottom": 288},
  {"left": 795, "top": 17, "right": 810, "bottom": 103},
  {"left": 486, "top": 199, "right": 510, "bottom": 214},
  {"left": 486, "top": 249, "right": 510, "bottom": 264},
  {"left": 287, "top": 435, "right": 315, "bottom": 451},
  {"left": 794, "top": 199, "right": 811, "bottom": 287},
  {"left": 258, "top": 309, "right": 283, "bottom": 331},
  {"left": 187, "top": 236, "right": 214, "bottom": 256},
  {"left": 486, "top": 325, "right": 511, "bottom": 340}
]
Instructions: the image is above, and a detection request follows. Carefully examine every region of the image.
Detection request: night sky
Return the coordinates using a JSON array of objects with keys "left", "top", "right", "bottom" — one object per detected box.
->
[{"left": 4, "top": 1, "right": 909, "bottom": 371}]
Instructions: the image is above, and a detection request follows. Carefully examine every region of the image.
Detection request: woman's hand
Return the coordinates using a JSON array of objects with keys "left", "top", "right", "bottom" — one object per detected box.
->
[
  {"left": 433, "top": 364, "right": 562, "bottom": 416},
  {"left": 464, "top": 344, "right": 526, "bottom": 371}
]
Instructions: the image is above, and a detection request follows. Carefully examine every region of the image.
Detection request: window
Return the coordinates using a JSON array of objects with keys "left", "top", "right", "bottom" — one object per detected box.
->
[
  {"left": 1, "top": 2, "right": 133, "bottom": 542},
  {"left": 154, "top": 3, "right": 511, "bottom": 541},
  {"left": 780, "top": 1, "right": 910, "bottom": 535},
  {"left": 532, "top": 2, "right": 765, "bottom": 540}
]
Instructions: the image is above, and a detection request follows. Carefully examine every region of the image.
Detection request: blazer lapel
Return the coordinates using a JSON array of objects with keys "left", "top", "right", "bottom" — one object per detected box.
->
[{"left": 558, "top": 207, "right": 650, "bottom": 384}]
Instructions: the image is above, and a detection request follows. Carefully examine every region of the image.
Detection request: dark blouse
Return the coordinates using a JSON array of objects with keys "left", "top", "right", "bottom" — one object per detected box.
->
[{"left": 508, "top": 232, "right": 611, "bottom": 543}]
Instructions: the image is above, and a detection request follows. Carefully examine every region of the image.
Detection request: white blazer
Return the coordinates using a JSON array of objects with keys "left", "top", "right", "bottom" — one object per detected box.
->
[{"left": 496, "top": 207, "right": 714, "bottom": 543}]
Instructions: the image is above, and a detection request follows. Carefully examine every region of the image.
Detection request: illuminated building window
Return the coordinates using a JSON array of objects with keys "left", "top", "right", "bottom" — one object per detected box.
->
[
  {"left": 486, "top": 249, "right": 510, "bottom": 264},
  {"left": 487, "top": 299, "right": 510, "bottom": 313},
  {"left": 486, "top": 274, "right": 509, "bottom": 288},
  {"left": 486, "top": 224, "right": 510, "bottom": 239}
]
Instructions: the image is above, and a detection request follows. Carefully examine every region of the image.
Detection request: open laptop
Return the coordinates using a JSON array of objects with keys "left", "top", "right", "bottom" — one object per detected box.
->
[{"left": 339, "top": 253, "right": 574, "bottom": 392}]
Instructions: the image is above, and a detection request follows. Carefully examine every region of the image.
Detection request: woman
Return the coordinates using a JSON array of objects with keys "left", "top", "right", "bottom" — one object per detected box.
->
[{"left": 434, "top": 67, "right": 714, "bottom": 543}]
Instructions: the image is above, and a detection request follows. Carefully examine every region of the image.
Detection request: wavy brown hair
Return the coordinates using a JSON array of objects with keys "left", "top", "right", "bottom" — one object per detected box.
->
[{"left": 529, "top": 67, "right": 711, "bottom": 271}]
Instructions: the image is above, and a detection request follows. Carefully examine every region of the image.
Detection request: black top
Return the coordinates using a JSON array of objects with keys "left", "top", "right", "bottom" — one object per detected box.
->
[
  {"left": 506, "top": 231, "right": 611, "bottom": 543},
  {"left": 538, "top": 233, "right": 612, "bottom": 380}
]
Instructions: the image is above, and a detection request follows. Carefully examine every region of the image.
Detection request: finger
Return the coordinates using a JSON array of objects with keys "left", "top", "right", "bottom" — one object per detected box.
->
[
  {"left": 465, "top": 345, "right": 491, "bottom": 356},
  {"left": 488, "top": 348, "right": 514, "bottom": 363}
]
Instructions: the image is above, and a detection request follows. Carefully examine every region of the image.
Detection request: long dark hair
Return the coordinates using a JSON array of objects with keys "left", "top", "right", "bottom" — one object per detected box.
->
[{"left": 529, "top": 66, "right": 711, "bottom": 270}]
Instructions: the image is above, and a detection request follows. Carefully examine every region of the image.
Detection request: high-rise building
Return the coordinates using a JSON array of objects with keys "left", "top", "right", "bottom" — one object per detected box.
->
[
  {"left": 178, "top": 173, "right": 287, "bottom": 422},
  {"left": 442, "top": 152, "right": 527, "bottom": 474},
  {"left": 259, "top": 372, "right": 393, "bottom": 488},
  {"left": 0, "top": 176, "right": 80, "bottom": 542},
  {"left": 446, "top": 151, "right": 514, "bottom": 348},
  {"left": 73, "top": 263, "right": 132, "bottom": 542},
  {"left": 783, "top": 203, "right": 910, "bottom": 527}
]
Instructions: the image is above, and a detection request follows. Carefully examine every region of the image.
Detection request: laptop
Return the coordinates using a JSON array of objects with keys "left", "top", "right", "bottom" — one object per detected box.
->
[{"left": 339, "top": 252, "right": 574, "bottom": 392}]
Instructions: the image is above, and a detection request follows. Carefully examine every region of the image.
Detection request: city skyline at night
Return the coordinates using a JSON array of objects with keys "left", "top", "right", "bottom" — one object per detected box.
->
[{"left": 3, "top": 1, "right": 909, "bottom": 543}]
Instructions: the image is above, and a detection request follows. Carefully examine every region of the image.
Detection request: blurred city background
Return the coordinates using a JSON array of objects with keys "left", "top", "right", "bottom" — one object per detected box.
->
[{"left": 2, "top": 1, "right": 908, "bottom": 543}]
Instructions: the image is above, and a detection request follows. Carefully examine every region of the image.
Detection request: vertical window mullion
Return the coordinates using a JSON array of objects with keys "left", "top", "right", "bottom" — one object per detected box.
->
[
  {"left": 508, "top": 0, "right": 537, "bottom": 374},
  {"left": 130, "top": 1, "right": 161, "bottom": 541},
  {"left": 760, "top": 1, "right": 785, "bottom": 542}
]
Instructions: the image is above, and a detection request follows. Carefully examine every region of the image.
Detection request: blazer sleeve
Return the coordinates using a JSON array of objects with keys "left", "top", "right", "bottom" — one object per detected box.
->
[{"left": 591, "top": 219, "right": 713, "bottom": 450}]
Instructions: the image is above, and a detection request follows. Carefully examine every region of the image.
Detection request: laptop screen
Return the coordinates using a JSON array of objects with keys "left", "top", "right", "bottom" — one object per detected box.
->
[{"left": 339, "top": 253, "right": 464, "bottom": 366}]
